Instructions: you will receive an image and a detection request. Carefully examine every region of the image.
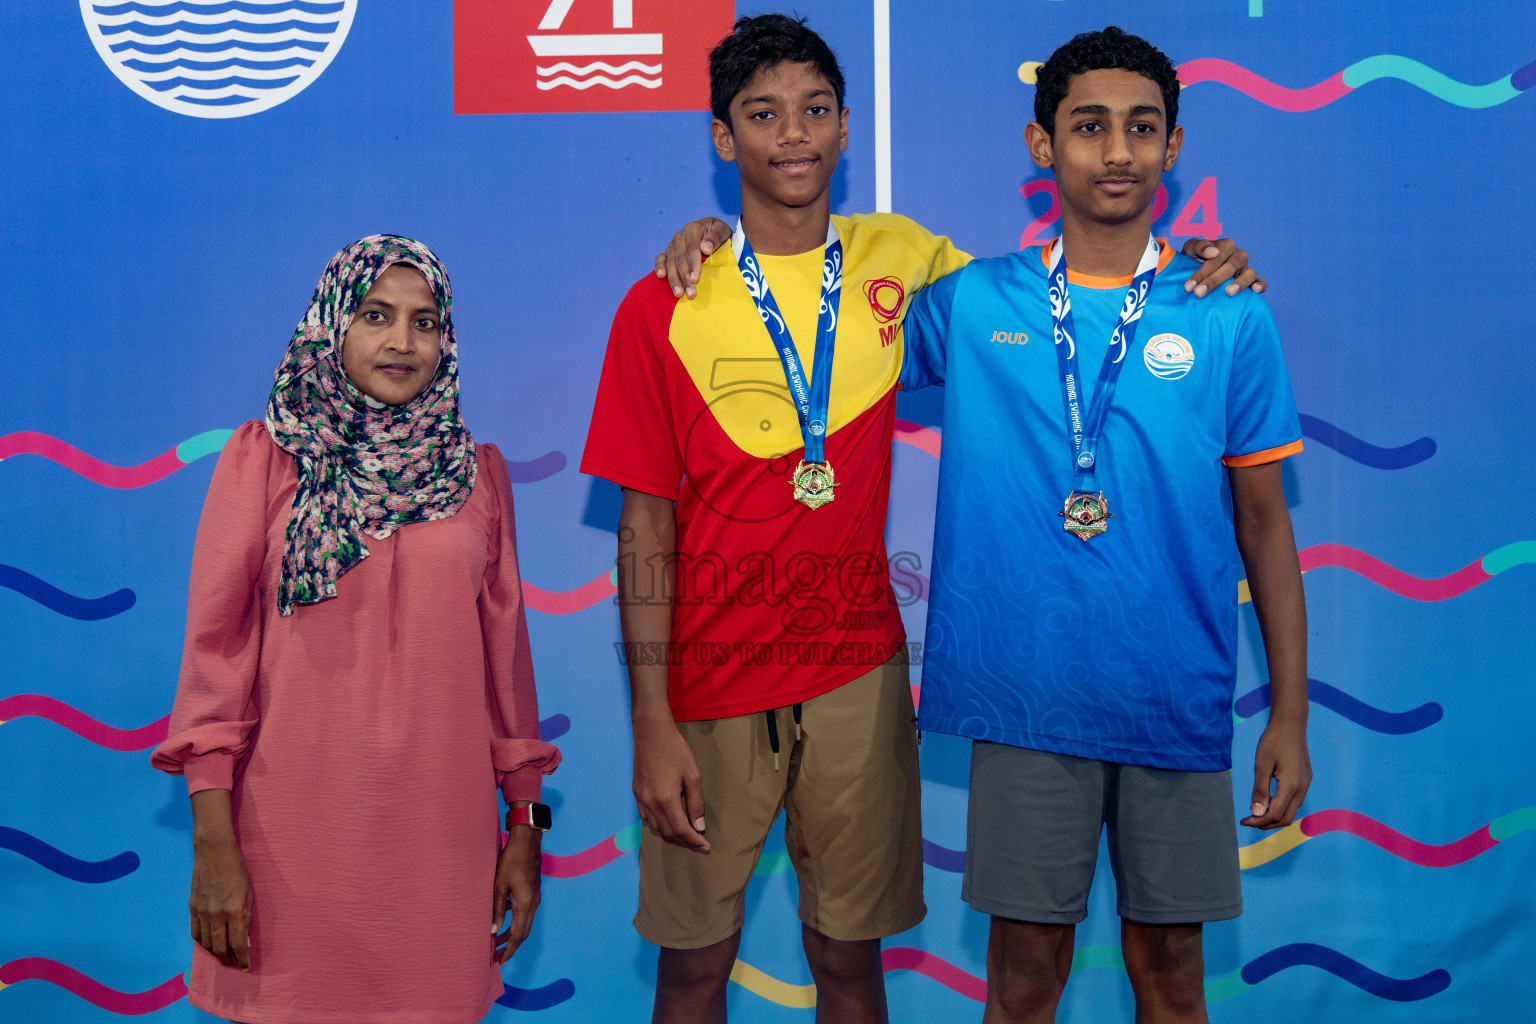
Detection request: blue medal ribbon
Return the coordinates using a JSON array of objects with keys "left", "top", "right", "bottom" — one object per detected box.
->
[
  {"left": 733, "top": 221, "right": 843, "bottom": 465},
  {"left": 1047, "top": 235, "right": 1161, "bottom": 492}
]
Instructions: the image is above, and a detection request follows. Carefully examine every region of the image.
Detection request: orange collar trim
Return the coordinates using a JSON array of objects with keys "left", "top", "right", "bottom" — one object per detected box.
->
[{"left": 1039, "top": 238, "right": 1176, "bottom": 288}]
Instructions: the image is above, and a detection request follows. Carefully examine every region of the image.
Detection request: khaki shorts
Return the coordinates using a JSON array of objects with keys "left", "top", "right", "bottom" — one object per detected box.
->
[{"left": 635, "top": 656, "right": 924, "bottom": 948}]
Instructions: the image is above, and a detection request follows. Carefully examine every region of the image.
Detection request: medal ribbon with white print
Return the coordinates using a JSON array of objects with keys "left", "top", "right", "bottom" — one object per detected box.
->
[
  {"left": 1048, "top": 235, "right": 1161, "bottom": 496},
  {"left": 732, "top": 220, "right": 842, "bottom": 466}
]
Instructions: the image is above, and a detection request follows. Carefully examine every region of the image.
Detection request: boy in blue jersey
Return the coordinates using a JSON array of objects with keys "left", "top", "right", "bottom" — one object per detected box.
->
[{"left": 898, "top": 27, "right": 1311, "bottom": 1023}]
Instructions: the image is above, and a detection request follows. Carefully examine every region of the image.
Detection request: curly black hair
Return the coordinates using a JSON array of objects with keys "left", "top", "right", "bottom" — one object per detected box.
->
[
  {"left": 709, "top": 14, "right": 845, "bottom": 129},
  {"left": 1033, "top": 26, "right": 1178, "bottom": 136}
]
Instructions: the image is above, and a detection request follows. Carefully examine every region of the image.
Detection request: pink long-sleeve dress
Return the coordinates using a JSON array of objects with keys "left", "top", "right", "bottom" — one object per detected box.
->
[{"left": 152, "top": 421, "right": 560, "bottom": 1024}]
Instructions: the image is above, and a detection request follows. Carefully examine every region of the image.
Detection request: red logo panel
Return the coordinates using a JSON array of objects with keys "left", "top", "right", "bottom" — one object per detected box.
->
[
  {"left": 455, "top": 0, "right": 735, "bottom": 115},
  {"left": 863, "top": 278, "right": 905, "bottom": 323}
]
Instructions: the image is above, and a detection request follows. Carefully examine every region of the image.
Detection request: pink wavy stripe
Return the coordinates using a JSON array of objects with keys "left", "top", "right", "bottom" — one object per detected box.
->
[
  {"left": 0, "top": 958, "right": 186, "bottom": 1014},
  {"left": 522, "top": 574, "right": 615, "bottom": 615},
  {"left": 882, "top": 947, "right": 985, "bottom": 1002},
  {"left": 0, "top": 694, "right": 169, "bottom": 751},
  {"left": 0, "top": 432, "right": 184, "bottom": 489},
  {"left": 1298, "top": 544, "right": 1492, "bottom": 601},
  {"left": 1176, "top": 59, "right": 1352, "bottom": 112},
  {"left": 893, "top": 420, "right": 942, "bottom": 460},
  {"left": 498, "top": 831, "right": 627, "bottom": 878},
  {"left": 1300, "top": 809, "right": 1499, "bottom": 867},
  {"left": 542, "top": 836, "right": 625, "bottom": 879}
]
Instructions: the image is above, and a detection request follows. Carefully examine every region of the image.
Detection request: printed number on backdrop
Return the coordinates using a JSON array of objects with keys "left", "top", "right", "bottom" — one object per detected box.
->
[{"left": 1020, "top": 177, "right": 1222, "bottom": 246}]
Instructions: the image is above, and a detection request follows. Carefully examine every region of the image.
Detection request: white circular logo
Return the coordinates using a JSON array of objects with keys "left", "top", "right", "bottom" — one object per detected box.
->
[
  {"left": 1143, "top": 333, "right": 1195, "bottom": 380},
  {"left": 80, "top": 0, "right": 357, "bottom": 119}
]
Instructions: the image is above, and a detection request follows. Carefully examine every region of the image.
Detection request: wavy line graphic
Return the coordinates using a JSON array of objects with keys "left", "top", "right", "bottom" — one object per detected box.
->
[
  {"left": 1240, "top": 806, "right": 1535, "bottom": 869},
  {"left": 536, "top": 74, "right": 661, "bottom": 91},
  {"left": 494, "top": 977, "right": 576, "bottom": 1011},
  {"left": 1239, "top": 540, "right": 1534, "bottom": 604},
  {"left": 539, "top": 823, "right": 641, "bottom": 878},
  {"left": 535, "top": 61, "right": 660, "bottom": 75},
  {"left": 0, "top": 430, "right": 566, "bottom": 486},
  {"left": 1233, "top": 678, "right": 1443, "bottom": 734},
  {"left": 1021, "top": 54, "right": 1534, "bottom": 109},
  {"left": 1177, "top": 55, "right": 1533, "bottom": 110},
  {"left": 893, "top": 419, "right": 942, "bottom": 459},
  {"left": 0, "top": 565, "right": 136, "bottom": 620},
  {"left": 0, "top": 958, "right": 186, "bottom": 1013},
  {"left": 524, "top": 571, "right": 616, "bottom": 614},
  {"left": 1296, "top": 414, "right": 1436, "bottom": 469},
  {"left": 0, "top": 695, "right": 168, "bottom": 749},
  {"left": 732, "top": 943, "right": 1448, "bottom": 1006},
  {"left": 0, "top": 957, "right": 572, "bottom": 1014},
  {"left": 1241, "top": 944, "right": 1451, "bottom": 1001},
  {"left": 0, "top": 694, "right": 572, "bottom": 753},
  {"left": 0, "top": 827, "right": 139, "bottom": 884}
]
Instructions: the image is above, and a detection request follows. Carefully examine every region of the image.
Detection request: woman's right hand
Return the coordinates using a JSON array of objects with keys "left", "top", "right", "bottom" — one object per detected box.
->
[{"left": 188, "top": 788, "right": 253, "bottom": 970}]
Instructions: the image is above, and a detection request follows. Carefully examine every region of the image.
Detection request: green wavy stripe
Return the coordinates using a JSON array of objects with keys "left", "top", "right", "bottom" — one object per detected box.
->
[
  {"left": 1205, "top": 970, "right": 1254, "bottom": 1003},
  {"left": 1489, "top": 807, "right": 1536, "bottom": 843},
  {"left": 1482, "top": 540, "right": 1536, "bottom": 576},
  {"left": 1069, "top": 945, "right": 1125, "bottom": 976},
  {"left": 1342, "top": 56, "right": 1519, "bottom": 108},
  {"left": 174, "top": 428, "right": 235, "bottom": 464},
  {"left": 754, "top": 849, "right": 792, "bottom": 877}
]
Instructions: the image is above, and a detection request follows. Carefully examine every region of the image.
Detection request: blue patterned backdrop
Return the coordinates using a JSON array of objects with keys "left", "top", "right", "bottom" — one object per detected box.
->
[{"left": 3, "top": 2, "right": 1533, "bottom": 1021}]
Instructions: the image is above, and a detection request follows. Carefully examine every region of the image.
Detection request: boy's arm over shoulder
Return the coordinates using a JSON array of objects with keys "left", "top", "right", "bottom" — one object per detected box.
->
[
  {"left": 845, "top": 211, "right": 971, "bottom": 285},
  {"left": 578, "top": 274, "right": 685, "bottom": 501}
]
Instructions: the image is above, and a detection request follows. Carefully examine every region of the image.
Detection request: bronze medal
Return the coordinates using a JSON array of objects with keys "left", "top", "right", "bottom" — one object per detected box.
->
[
  {"left": 791, "top": 459, "right": 838, "bottom": 510},
  {"left": 1060, "top": 490, "right": 1112, "bottom": 541}
]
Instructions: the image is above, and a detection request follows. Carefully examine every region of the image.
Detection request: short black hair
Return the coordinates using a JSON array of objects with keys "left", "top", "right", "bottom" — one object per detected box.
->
[
  {"left": 709, "top": 14, "right": 845, "bottom": 128},
  {"left": 1033, "top": 26, "right": 1179, "bottom": 136}
]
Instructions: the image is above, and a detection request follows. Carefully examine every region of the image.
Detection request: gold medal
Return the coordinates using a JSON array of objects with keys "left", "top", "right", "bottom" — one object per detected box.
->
[
  {"left": 1060, "top": 490, "right": 1112, "bottom": 541},
  {"left": 791, "top": 459, "right": 838, "bottom": 510}
]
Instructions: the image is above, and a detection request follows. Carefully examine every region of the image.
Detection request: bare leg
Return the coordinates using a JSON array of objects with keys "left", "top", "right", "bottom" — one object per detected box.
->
[
  {"left": 801, "top": 924, "right": 888, "bottom": 1024},
  {"left": 652, "top": 932, "right": 742, "bottom": 1024},
  {"left": 983, "top": 917, "right": 1075, "bottom": 1024},
  {"left": 1121, "top": 920, "right": 1207, "bottom": 1024}
]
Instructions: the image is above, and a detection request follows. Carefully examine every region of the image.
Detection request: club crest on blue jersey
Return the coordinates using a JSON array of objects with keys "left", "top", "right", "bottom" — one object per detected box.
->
[{"left": 1143, "top": 333, "right": 1196, "bottom": 380}]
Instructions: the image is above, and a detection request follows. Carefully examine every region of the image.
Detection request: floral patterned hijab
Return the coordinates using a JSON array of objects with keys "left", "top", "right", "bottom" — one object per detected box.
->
[{"left": 265, "top": 235, "right": 477, "bottom": 616}]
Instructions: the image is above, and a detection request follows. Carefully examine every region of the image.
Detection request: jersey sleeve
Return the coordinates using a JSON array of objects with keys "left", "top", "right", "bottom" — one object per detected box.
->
[
  {"left": 579, "top": 276, "right": 686, "bottom": 499},
  {"left": 899, "top": 263, "right": 965, "bottom": 392},
  {"left": 1222, "top": 298, "right": 1304, "bottom": 466}
]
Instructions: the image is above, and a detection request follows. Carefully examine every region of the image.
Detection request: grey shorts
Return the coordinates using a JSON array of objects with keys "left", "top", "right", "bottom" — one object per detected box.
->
[{"left": 963, "top": 742, "right": 1242, "bottom": 925}]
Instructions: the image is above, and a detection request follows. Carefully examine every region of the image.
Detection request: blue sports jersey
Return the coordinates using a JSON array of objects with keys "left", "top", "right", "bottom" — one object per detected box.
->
[{"left": 901, "top": 242, "right": 1302, "bottom": 771}]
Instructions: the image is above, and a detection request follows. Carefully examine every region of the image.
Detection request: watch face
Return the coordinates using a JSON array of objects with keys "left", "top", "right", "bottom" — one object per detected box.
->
[{"left": 530, "top": 803, "right": 553, "bottom": 831}]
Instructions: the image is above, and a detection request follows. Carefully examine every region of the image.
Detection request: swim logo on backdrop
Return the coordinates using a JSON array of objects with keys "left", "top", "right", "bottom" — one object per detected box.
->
[
  {"left": 79, "top": 0, "right": 357, "bottom": 119},
  {"left": 454, "top": 0, "right": 734, "bottom": 115}
]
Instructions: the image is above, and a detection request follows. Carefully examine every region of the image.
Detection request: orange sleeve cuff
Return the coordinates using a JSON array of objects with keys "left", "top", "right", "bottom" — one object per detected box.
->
[{"left": 1223, "top": 439, "right": 1304, "bottom": 468}]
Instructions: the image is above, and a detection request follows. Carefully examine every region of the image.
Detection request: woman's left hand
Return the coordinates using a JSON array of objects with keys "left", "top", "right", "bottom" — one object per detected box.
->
[{"left": 493, "top": 824, "right": 543, "bottom": 964}]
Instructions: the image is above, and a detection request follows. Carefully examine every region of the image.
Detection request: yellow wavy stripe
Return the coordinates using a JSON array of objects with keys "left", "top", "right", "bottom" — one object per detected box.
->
[
  {"left": 730, "top": 959, "right": 816, "bottom": 1008},
  {"left": 1240, "top": 569, "right": 1312, "bottom": 605},
  {"left": 1239, "top": 821, "right": 1309, "bottom": 868}
]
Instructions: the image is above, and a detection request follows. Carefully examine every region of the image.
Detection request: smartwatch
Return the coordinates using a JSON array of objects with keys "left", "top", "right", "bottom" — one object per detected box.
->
[{"left": 507, "top": 802, "right": 553, "bottom": 832}]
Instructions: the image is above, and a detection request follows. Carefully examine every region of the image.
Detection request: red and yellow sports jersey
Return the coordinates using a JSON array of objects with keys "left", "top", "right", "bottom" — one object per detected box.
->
[{"left": 581, "top": 213, "right": 969, "bottom": 720}]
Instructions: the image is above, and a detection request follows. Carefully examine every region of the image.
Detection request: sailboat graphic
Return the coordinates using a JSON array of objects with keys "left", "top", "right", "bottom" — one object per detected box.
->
[{"left": 528, "top": 0, "right": 662, "bottom": 91}]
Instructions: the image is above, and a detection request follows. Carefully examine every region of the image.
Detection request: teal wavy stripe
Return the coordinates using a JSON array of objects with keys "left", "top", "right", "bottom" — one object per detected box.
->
[{"left": 1342, "top": 56, "right": 1520, "bottom": 109}]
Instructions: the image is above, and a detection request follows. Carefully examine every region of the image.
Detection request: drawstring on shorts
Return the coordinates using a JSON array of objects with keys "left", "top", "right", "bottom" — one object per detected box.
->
[{"left": 765, "top": 702, "right": 804, "bottom": 772}]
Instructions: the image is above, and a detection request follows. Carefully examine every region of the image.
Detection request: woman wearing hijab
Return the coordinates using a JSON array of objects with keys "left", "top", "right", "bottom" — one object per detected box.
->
[{"left": 152, "top": 235, "right": 560, "bottom": 1024}]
